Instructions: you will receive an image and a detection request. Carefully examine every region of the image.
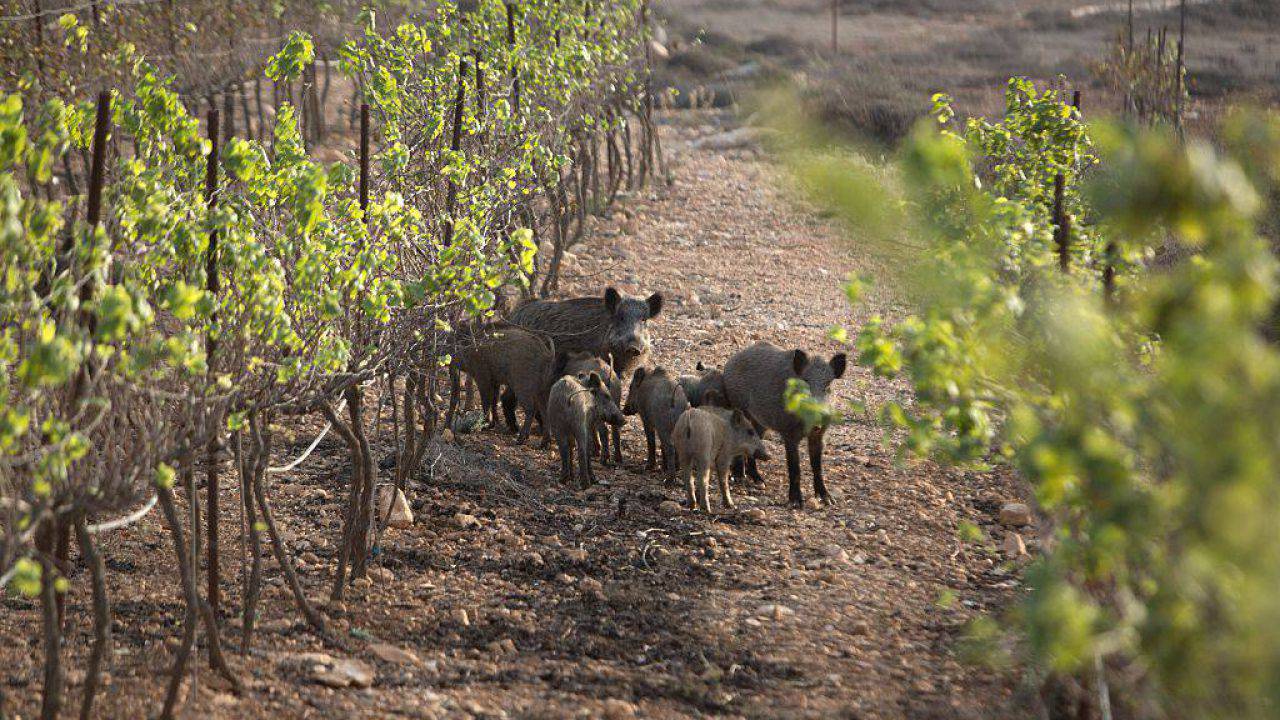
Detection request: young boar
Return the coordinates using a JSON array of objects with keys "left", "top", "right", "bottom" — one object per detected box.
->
[
  {"left": 448, "top": 322, "right": 549, "bottom": 431},
  {"left": 623, "top": 366, "right": 690, "bottom": 478},
  {"left": 508, "top": 286, "right": 663, "bottom": 379},
  {"left": 672, "top": 406, "right": 770, "bottom": 513},
  {"left": 546, "top": 372, "right": 626, "bottom": 489},
  {"left": 722, "top": 341, "right": 847, "bottom": 507},
  {"left": 677, "top": 361, "right": 728, "bottom": 408},
  {"left": 561, "top": 352, "right": 624, "bottom": 465}
]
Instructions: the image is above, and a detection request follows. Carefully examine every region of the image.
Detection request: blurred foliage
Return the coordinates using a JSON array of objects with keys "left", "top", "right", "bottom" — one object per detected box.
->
[{"left": 786, "top": 75, "right": 1280, "bottom": 716}]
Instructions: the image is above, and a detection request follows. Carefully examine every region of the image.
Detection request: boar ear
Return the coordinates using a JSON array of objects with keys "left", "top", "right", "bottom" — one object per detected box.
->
[
  {"left": 633, "top": 367, "right": 647, "bottom": 384},
  {"left": 604, "top": 287, "right": 622, "bottom": 314},
  {"left": 646, "top": 292, "right": 664, "bottom": 318},
  {"left": 731, "top": 409, "right": 747, "bottom": 426},
  {"left": 586, "top": 372, "right": 603, "bottom": 389},
  {"left": 792, "top": 350, "right": 809, "bottom": 375},
  {"left": 696, "top": 361, "right": 706, "bottom": 372},
  {"left": 830, "top": 353, "right": 847, "bottom": 379}
]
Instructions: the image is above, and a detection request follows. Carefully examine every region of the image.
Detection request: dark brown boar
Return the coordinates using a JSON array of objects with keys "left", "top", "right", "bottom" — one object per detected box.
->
[
  {"left": 622, "top": 366, "right": 690, "bottom": 478},
  {"left": 448, "top": 322, "right": 549, "bottom": 431},
  {"left": 722, "top": 341, "right": 847, "bottom": 507},
  {"left": 546, "top": 372, "right": 626, "bottom": 489},
  {"left": 677, "top": 361, "right": 728, "bottom": 408},
  {"left": 672, "top": 406, "right": 769, "bottom": 513},
  {"left": 508, "top": 286, "right": 663, "bottom": 379}
]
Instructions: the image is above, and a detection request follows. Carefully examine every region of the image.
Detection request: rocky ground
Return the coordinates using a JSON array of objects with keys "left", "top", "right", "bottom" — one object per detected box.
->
[{"left": 1, "top": 111, "right": 1039, "bottom": 719}]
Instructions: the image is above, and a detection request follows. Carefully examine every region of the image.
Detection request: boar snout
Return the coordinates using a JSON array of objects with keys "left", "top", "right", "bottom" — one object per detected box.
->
[{"left": 753, "top": 446, "right": 771, "bottom": 462}]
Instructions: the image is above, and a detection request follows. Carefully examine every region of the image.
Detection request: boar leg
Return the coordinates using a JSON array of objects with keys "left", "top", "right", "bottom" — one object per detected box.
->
[
  {"left": 643, "top": 419, "right": 657, "bottom": 470},
  {"left": 683, "top": 458, "right": 698, "bottom": 508},
  {"left": 446, "top": 367, "right": 461, "bottom": 432},
  {"left": 577, "top": 428, "right": 596, "bottom": 489},
  {"left": 744, "top": 455, "right": 766, "bottom": 486},
  {"left": 611, "top": 425, "right": 623, "bottom": 465},
  {"left": 596, "top": 425, "right": 611, "bottom": 466},
  {"left": 716, "top": 464, "right": 735, "bottom": 511},
  {"left": 696, "top": 464, "right": 712, "bottom": 514},
  {"left": 500, "top": 388, "right": 520, "bottom": 434},
  {"left": 808, "top": 429, "right": 832, "bottom": 505},
  {"left": 518, "top": 410, "right": 532, "bottom": 444},
  {"left": 785, "top": 441, "right": 804, "bottom": 507},
  {"left": 477, "top": 382, "right": 498, "bottom": 428},
  {"left": 557, "top": 435, "right": 574, "bottom": 484}
]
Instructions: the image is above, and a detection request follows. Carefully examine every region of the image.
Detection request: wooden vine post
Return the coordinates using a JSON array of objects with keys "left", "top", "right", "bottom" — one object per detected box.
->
[
  {"left": 204, "top": 105, "right": 222, "bottom": 618},
  {"left": 507, "top": 3, "right": 520, "bottom": 115},
  {"left": 38, "top": 88, "right": 112, "bottom": 720},
  {"left": 444, "top": 57, "right": 467, "bottom": 248},
  {"left": 359, "top": 103, "right": 370, "bottom": 213},
  {"left": 831, "top": 0, "right": 838, "bottom": 56},
  {"left": 1053, "top": 90, "right": 1082, "bottom": 274}
]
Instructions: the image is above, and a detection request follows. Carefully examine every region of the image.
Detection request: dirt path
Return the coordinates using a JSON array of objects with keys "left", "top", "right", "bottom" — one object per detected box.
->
[{"left": 1, "top": 111, "right": 1030, "bottom": 719}]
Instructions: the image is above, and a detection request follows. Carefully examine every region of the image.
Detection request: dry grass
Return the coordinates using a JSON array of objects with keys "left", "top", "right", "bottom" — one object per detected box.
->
[{"left": 654, "top": 0, "right": 1280, "bottom": 141}]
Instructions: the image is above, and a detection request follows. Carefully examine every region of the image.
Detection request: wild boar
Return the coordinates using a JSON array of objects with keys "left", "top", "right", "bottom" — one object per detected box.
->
[
  {"left": 722, "top": 341, "right": 847, "bottom": 507},
  {"left": 546, "top": 372, "right": 626, "bottom": 489},
  {"left": 501, "top": 350, "right": 623, "bottom": 455},
  {"left": 448, "top": 322, "right": 549, "bottom": 431},
  {"left": 622, "top": 366, "right": 690, "bottom": 478},
  {"left": 561, "top": 352, "right": 624, "bottom": 465},
  {"left": 672, "top": 406, "right": 770, "bottom": 513},
  {"left": 508, "top": 286, "right": 663, "bottom": 379},
  {"left": 678, "top": 361, "right": 728, "bottom": 408}
]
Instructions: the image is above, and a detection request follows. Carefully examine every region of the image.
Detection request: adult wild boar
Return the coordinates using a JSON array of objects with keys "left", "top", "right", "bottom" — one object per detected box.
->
[
  {"left": 508, "top": 287, "right": 664, "bottom": 378},
  {"left": 447, "top": 322, "right": 549, "bottom": 432},
  {"left": 722, "top": 341, "right": 847, "bottom": 507}
]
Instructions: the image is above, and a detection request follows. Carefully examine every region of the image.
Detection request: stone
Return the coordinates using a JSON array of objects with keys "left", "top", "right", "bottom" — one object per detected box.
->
[
  {"left": 755, "top": 603, "right": 795, "bottom": 620},
  {"left": 452, "top": 512, "right": 481, "bottom": 530},
  {"left": 440, "top": 428, "right": 455, "bottom": 443},
  {"left": 300, "top": 552, "right": 320, "bottom": 566},
  {"left": 603, "top": 698, "right": 638, "bottom": 719},
  {"left": 312, "top": 657, "right": 375, "bottom": 689},
  {"left": 376, "top": 486, "right": 414, "bottom": 529},
  {"left": 657, "top": 500, "right": 684, "bottom": 515},
  {"left": 1003, "top": 532, "right": 1028, "bottom": 559},
  {"left": 999, "top": 502, "right": 1033, "bottom": 527},
  {"left": 740, "top": 508, "right": 767, "bottom": 523},
  {"left": 452, "top": 608, "right": 471, "bottom": 627},
  {"left": 486, "top": 638, "right": 517, "bottom": 656},
  {"left": 369, "top": 643, "right": 421, "bottom": 666},
  {"left": 368, "top": 566, "right": 395, "bottom": 584}
]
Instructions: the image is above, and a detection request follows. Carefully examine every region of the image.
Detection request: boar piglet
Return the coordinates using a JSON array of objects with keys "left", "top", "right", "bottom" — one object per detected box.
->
[
  {"left": 623, "top": 367, "right": 690, "bottom": 479},
  {"left": 546, "top": 372, "right": 626, "bottom": 489},
  {"left": 722, "top": 341, "right": 847, "bottom": 507},
  {"left": 562, "top": 352, "right": 624, "bottom": 465},
  {"left": 672, "top": 406, "right": 769, "bottom": 513},
  {"left": 678, "top": 361, "right": 728, "bottom": 408},
  {"left": 508, "top": 286, "right": 663, "bottom": 379}
]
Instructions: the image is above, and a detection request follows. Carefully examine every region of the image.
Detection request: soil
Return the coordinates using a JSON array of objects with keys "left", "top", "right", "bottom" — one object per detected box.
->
[{"left": 1, "top": 111, "right": 1035, "bottom": 719}]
